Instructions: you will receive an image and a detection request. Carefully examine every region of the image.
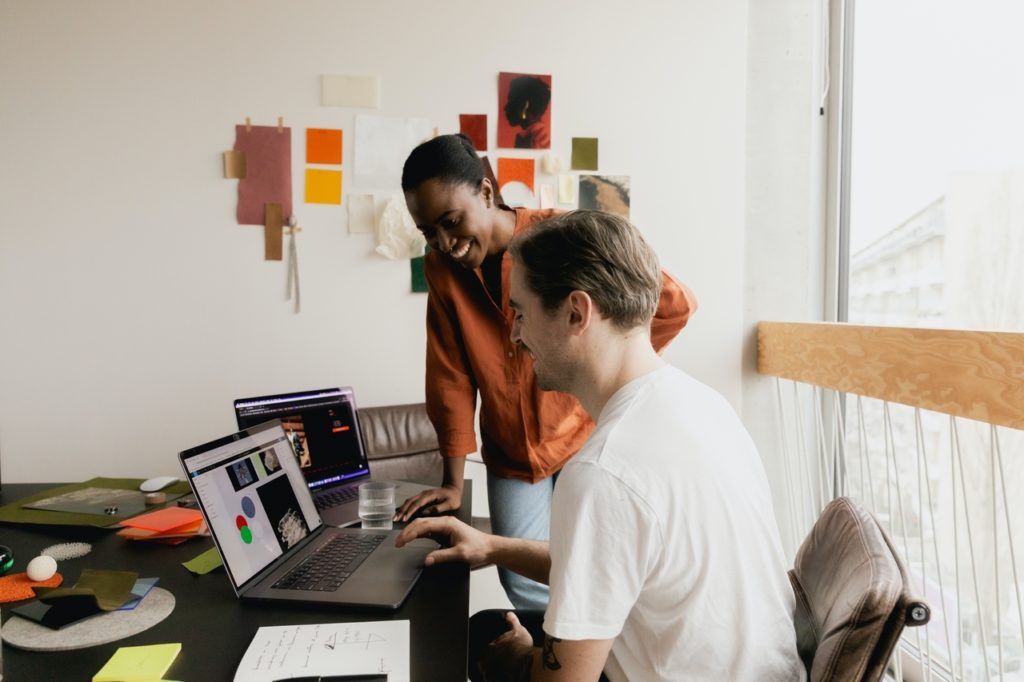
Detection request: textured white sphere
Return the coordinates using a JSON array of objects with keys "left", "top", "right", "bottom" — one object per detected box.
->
[{"left": 27, "top": 554, "right": 57, "bottom": 582}]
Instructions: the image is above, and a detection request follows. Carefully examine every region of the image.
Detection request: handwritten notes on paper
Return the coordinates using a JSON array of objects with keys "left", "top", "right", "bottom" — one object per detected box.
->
[{"left": 234, "top": 620, "right": 410, "bottom": 682}]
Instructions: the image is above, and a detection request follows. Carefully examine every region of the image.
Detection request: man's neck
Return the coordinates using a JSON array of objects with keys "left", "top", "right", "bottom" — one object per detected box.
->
[{"left": 574, "top": 328, "right": 666, "bottom": 420}]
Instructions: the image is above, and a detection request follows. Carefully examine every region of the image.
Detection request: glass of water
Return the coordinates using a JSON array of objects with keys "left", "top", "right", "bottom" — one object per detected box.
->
[{"left": 358, "top": 481, "right": 396, "bottom": 530}]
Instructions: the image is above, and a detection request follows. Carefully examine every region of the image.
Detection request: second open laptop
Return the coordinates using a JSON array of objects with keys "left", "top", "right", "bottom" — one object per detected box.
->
[
  {"left": 178, "top": 419, "right": 437, "bottom": 608},
  {"left": 233, "top": 387, "right": 433, "bottom": 527}
]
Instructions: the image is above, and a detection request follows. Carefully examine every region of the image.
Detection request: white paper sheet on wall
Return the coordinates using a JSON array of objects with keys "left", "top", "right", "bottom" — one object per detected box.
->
[
  {"left": 234, "top": 620, "right": 410, "bottom": 682},
  {"left": 354, "top": 115, "right": 433, "bottom": 188}
]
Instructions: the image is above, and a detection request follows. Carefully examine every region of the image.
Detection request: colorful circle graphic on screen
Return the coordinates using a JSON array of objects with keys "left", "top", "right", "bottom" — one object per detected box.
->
[
  {"left": 235, "top": 514, "right": 253, "bottom": 544},
  {"left": 241, "top": 496, "right": 256, "bottom": 518}
]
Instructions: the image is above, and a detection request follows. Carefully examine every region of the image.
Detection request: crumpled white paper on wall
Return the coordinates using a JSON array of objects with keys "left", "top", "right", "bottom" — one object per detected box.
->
[{"left": 375, "top": 194, "right": 426, "bottom": 260}]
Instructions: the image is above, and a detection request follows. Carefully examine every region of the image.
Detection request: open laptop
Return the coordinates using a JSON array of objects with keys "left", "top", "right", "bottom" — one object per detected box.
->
[
  {"left": 178, "top": 419, "right": 437, "bottom": 608},
  {"left": 233, "top": 387, "right": 433, "bottom": 527}
]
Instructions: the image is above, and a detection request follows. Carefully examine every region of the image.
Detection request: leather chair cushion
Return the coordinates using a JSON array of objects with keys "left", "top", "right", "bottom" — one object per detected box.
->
[
  {"left": 357, "top": 403, "right": 443, "bottom": 486},
  {"left": 790, "top": 497, "right": 910, "bottom": 682}
]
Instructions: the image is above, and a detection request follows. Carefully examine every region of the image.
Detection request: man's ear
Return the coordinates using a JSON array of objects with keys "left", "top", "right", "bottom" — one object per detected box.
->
[{"left": 565, "top": 290, "right": 594, "bottom": 336}]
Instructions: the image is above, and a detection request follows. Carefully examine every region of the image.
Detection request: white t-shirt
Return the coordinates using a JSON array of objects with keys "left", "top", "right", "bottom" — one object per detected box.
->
[{"left": 544, "top": 366, "right": 804, "bottom": 682}]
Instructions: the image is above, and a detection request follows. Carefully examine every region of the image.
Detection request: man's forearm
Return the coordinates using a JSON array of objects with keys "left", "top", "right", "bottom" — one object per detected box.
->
[{"left": 488, "top": 535, "right": 551, "bottom": 585}]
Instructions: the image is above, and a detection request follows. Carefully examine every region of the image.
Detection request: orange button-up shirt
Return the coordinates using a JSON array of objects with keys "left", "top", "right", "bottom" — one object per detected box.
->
[{"left": 424, "top": 208, "right": 698, "bottom": 482}]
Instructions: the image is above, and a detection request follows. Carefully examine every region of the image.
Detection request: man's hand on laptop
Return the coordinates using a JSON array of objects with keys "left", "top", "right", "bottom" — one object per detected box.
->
[
  {"left": 393, "top": 484, "right": 462, "bottom": 523},
  {"left": 395, "top": 516, "right": 492, "bottom": 569}
]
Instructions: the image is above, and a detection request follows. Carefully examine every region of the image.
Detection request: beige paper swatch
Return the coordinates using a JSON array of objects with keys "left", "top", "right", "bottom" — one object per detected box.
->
[
  {"left": 348, "top": 194, "right": 376, "bottom": 234},
  {"left": 558, "top": 174, "right": 576, "bottom": 203},
  {"left": 539, "top": 184, "right": 556, "bottom": 209},
  {"left": 321, "top": 74, "right": 381, "bottom": 108}
]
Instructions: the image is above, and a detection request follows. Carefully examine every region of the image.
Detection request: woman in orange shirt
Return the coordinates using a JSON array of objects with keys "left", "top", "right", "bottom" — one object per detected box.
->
[{"left": 396, "top": 134, "right": 697, "bottom": 609}]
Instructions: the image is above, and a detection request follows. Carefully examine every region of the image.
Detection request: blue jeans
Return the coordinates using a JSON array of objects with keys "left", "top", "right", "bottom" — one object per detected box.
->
[{"left": 486, "top": 470, "right": 556, "bottom": 611}]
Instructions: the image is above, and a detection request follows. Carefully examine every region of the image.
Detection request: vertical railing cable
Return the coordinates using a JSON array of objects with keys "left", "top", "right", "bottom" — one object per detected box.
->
[
  {"left": 856, "top": 396, "right": 877, "bottom": 512},
  {"left": 793, "top": 382, "right": 818, "bottom": 524},
  {"left": 813, "top": 386, "right": 831, "bottom": 506},
  {"left": 993, "top": 425, "right": 1024, "bottom": 673},
  {"left": 913, "top": 410, "right": 933, "bottom": 681},
  {"left": 991, "top": 429, "right": 1002, "bottom": 679},
  {"left": 774, "top": 378, "right": 801, "bottom": 553},
  {"left": 951, "top": 418, "right": 991, "bottom": 682},
  {"left": 919, "top": 410, "right": 953, "bottom": 680},
  {"left": 951, "top": 418, "right": 965, "bottom": 681}
]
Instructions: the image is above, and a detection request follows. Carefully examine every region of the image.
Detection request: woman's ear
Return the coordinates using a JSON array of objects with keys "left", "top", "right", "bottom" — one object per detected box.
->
[{"left": 480, "top": 178, "right": 494, "bottom": 208}]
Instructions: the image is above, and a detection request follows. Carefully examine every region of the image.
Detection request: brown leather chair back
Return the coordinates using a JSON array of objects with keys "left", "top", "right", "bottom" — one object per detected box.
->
[
  {"left": 356, "top": 403, "right": 443, "bottom": 486},
  {"left": 790, "top": 496, "right": 930, "bottom": 682}
]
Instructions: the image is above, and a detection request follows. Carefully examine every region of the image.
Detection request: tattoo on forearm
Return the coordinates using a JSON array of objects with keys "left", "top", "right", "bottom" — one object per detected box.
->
[
  {"left": 515, "top": 653, "right": 533, "bottom": 682},
  {"left": 542, "top": 635, "right": 563, "bottom": 671}
]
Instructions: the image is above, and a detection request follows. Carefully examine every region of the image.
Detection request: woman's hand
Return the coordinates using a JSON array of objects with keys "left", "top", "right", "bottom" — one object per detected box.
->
[{"left": 393, "top": 483, "right": 462, "bottom": 522}]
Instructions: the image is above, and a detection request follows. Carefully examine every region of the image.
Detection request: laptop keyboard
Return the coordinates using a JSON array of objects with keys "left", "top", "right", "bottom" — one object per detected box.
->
[
  {"left": 315, "top": 485, "right": 360, "bottom": 509},
  {"left": 273, "top": 534, "right": 386, "bottom": 592}
]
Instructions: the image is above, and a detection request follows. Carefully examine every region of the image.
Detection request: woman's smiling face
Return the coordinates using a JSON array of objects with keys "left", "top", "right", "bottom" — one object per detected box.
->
[{"left": 405, "top": 178, "right": 499, "bottom": 270}]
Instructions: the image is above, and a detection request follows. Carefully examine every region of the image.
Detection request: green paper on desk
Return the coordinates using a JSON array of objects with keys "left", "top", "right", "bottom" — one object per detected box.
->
[
  {"left": 93, "top": 642, "right": 181, "bottom": 681},
  {"left": 0, "top": 477, "right": 191, "bottom": 527},
  {"left": 183, "top": 546, "right": 223, "bottom": 574},
  {"left": 37, "top": 568, "right": 139, "bottom": 611}
]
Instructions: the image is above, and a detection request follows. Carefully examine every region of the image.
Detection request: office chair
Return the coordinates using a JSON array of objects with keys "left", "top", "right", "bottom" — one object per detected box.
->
[{"left": 790, "top": 496, "right": 930, "bottom": 682}]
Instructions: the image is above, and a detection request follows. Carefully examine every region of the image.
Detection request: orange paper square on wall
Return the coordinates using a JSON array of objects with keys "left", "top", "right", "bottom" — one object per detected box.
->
[
  {"left": 497, "top": 157, "right": 535, "bottom": 193},
  {"left": 306, "top": 128, "right": 343, "bottom": 165}
]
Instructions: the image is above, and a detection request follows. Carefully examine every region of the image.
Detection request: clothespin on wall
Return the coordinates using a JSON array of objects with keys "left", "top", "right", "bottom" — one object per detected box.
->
[
  {"left": 277, "top": 116, "right": 284, "bottom": 133},
  {"left": 245, "top": 117, "right": 252, "bottom": 133}
]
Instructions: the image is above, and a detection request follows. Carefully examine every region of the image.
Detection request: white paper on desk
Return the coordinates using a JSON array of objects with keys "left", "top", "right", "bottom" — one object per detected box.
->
[{"left": 234, "top": 620, "right": 409, "bottom": 682}]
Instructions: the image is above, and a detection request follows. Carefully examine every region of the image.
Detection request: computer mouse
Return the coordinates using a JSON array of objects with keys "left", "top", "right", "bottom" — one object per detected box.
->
[{"left": 140, "top": 476, "right": 179, "bottom": 492}]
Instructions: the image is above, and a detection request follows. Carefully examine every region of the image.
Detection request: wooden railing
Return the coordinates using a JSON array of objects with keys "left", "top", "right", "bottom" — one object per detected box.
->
[
  {"left": 757, "top": 321, "right": 1024, "bottom": 682},
  {"left": 758, "top": 321, "right": 1024, "bottom": 428}
]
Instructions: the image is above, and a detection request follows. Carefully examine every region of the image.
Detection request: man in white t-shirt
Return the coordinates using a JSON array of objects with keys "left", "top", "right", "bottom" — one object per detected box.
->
[{"left": 397, "top": 210, "right": 804, "bottom": 681}]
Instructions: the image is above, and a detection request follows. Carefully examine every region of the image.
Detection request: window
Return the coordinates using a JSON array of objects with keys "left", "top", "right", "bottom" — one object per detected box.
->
[
  {"left": 838, "top": 3, "right": 1024, "bottom": 681},
  {"left": 845, "top": 0, "right": 1024, "bottom": 331}
]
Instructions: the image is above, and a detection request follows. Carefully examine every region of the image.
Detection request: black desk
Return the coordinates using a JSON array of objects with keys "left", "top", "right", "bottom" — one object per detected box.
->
[{"left": 0, "top": 483, "right": 470, "bottom": 681}]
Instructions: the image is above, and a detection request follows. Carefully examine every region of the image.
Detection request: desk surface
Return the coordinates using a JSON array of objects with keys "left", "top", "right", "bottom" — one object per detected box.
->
[{"left": 0, "top": 482, "right": 470, "bottom": 681}]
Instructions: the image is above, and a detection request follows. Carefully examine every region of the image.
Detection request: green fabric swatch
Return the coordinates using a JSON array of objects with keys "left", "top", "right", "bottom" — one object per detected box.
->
[
  {"left": 182, "top": 546, "right": 223, "bottom": 575},
  {"left": 37, "top": 568, "right": 139, "bottom": 611},
  {"left": 411, "top": 255, "right": 428, "bottom": 293}
]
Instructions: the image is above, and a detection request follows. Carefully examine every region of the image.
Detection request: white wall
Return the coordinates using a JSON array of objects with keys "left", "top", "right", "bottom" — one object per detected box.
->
[
  {"left": 743, "top": 0, "right": 830, "bottom": 555},
  {"left": 0, "top": 0, "right": 751, "bottom": 482}
]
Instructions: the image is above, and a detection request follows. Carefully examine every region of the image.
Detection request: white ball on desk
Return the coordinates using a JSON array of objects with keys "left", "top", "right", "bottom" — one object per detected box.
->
[{"left": 27, "top": 554, "right": 57, "bottom": 582}]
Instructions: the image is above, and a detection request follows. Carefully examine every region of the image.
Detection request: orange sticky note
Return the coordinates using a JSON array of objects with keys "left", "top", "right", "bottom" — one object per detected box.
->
[
  {"left": 120, "top": 507, "right": 203, "bottom": 533},
  {"left": 306, "top": 128, "right": 342, "bottom": 165},
  {"left": 497, "top": 157, "right": 535, "bottom": 193},
  {"left": 305, "top": 169, "right": 343, "bottom": 204}
]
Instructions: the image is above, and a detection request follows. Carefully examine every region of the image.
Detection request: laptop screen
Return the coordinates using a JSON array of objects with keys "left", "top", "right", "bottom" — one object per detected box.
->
[
  {"left": 179, "top": 420, "right": 322, "bottom": 591},
  {"left": 234, "top": 387, "right": 370, "bottom": 492}
]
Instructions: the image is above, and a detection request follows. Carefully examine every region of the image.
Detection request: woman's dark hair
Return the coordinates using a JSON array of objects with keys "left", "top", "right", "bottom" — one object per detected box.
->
[{"left": 401, "top": 133, "right": 483, "bottom": 193}]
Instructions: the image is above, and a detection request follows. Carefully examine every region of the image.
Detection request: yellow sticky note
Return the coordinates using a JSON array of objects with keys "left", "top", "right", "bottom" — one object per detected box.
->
[
  {"left": 305, "top": 169, "right": 343, "bottom": 205},
  {"left": 93, "top": 642, "right": 181, "bottom": 681}
]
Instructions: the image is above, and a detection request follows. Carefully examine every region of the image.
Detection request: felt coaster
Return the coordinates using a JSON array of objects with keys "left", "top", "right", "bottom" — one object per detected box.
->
[
  {"left": 2, "top": 587, "right": 175, "bottom": 651},
  {"left": 0, "top": 572, "right": 63, "bottom": 603}
]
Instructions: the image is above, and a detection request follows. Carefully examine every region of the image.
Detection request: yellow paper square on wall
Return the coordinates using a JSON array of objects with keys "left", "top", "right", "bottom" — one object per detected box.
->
[{"left": 305, "top": 169, "right": 342, "bottom": 205}]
